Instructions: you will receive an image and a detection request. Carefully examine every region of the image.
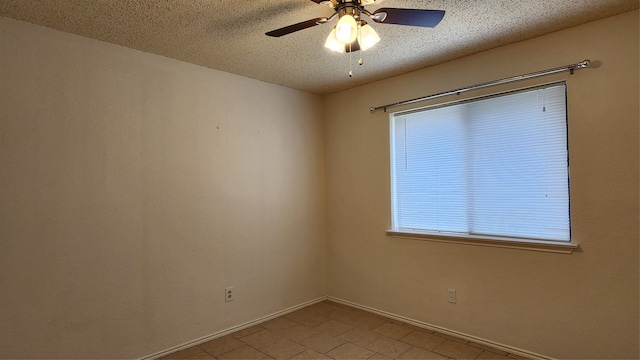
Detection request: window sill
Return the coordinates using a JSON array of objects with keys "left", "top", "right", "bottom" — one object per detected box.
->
[{"left": 386, "top": 230, "right": 579, "bottom": 254}]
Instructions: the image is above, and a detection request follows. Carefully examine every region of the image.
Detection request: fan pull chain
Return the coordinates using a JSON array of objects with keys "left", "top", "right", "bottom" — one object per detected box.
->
[
  {"left": 348, "top": 43, "right": 353, "bottom": 77},
  {"left": 358, "top": 23, "right": 363, "bottom": 67},
  {"left": 349, "top": 23, "right": 364, "bottom": 78}
]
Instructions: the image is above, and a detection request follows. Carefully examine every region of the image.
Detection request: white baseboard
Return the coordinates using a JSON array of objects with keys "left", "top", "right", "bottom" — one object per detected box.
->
[
  {"left": 327, "top": 296, "right": 552, "bottom": 360},
  {"left": 142, "top": 295, "right": 551, "bottom": 360},
  {"left": 140, "top": 296, "right": 327, "bottom": 360}
]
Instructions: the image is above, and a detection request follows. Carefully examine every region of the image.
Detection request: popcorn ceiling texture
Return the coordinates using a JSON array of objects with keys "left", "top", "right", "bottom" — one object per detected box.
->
[{"left": 0, "top": 0, "right": 637, "bottom": 95}]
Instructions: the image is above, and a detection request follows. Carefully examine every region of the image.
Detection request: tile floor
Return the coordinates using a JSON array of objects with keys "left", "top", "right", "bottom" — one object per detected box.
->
[{"left": 159, "top": 301, "right": 529, "bottom": 360}]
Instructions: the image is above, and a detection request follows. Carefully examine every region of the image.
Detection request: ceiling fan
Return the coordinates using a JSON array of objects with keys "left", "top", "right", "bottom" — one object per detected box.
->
[{"left": 266, "top": 0, "right": 445, "bottom": 53}]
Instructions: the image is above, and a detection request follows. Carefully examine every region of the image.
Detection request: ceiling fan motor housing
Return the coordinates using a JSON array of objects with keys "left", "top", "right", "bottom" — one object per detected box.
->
[{"left": 337, "top": 3, "right": 361, "bottom": 20}]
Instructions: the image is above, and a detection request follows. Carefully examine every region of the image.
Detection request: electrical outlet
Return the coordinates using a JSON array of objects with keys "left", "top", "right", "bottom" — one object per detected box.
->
[
  {"left": 448, "top": 288, "right": 457, "bottom": 304},
  {"left": 225, "top": 286, "right": 234, "bottom": 302}
]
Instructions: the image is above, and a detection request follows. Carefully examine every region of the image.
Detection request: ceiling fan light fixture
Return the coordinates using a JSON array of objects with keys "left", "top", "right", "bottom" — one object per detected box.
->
[
  {"left": 335, "top": 14, "right": 358, "bottom": 44},
  {"left": 359, "top": 23, "right": 380, "bottom": 51},
  {"left": 324, "top": 28, "right": 345, "bottom": 53}
]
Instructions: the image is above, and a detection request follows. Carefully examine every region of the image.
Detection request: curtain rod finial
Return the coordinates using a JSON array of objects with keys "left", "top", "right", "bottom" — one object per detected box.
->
[{"left": 578, "top": 60, "right": 591, "bottom": 68}]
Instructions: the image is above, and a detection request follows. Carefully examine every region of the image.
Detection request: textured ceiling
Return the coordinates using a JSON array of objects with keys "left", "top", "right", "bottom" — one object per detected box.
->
[{"left": 0, "top": 0, "right": 637, "bottom": 95}]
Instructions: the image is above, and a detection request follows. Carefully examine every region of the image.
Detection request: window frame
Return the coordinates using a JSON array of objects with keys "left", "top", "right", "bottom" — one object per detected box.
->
[{"left": 387, "top": 82, "right": 578, "bottom": 254}]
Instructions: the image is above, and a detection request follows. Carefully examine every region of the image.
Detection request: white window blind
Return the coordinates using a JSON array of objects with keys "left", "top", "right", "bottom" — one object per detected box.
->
[{"left": 391, "top": 84, "right": 570, "bottom": 242}]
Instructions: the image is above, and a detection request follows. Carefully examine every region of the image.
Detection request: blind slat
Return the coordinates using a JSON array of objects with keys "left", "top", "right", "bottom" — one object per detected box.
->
[{"left": 391, "top": 84, "right": 570, "bottom": 242}]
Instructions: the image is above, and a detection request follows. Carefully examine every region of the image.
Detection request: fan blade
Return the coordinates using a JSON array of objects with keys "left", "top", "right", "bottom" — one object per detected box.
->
[
  {"left": 265, "top": 17, "right": 329, "bottom": 37},
  {"left": 371, "top": 8, "right": 445, "bottom": 27}
]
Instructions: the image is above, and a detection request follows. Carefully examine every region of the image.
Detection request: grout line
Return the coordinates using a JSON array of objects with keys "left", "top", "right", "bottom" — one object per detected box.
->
[
  {"left": 326, "top": 296, "right": 552, "bottom": 360},
  {"left": 140, "top": 296, "right": 327, "bottom": 360},
  {"left": 143, "top": 296, "right": 553, "bottom": 360}
]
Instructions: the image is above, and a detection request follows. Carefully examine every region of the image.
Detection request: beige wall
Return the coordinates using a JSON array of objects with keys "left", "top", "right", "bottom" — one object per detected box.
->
[
  {"left": 324, "top": 10, "right": 639, "bottom": 359},
  {"left": 0, "top": 18, "right": 326, "bottom": 358}
]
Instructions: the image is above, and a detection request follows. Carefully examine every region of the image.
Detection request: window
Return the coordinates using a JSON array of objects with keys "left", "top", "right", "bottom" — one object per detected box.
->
[{"left": 390, "top": 83, "right": 570, "bottom": 243}]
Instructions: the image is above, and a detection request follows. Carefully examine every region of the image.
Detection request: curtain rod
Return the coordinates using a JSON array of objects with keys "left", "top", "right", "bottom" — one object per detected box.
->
[{"left": 369, "top": 60, "right": 591, "bottom": 113}]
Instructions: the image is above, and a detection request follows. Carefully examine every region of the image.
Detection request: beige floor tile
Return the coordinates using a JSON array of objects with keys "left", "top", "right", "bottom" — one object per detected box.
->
[
  {"left": 400, "top": 330, "right": 447, "bottom": 351},
  {"left": 385, "top": 318, "right": 409, "bottom": 325},
  {"left": 397, "top": 346, "right": 448, "bottom": 359},
  {"left": 300, "top": 332, "right": 346, "bottom": 353},
  {"left": 477, "top": 350, "right": 512, "bottom": 359},
  {"left": 326, "top": 342, "right": 376, "bottom": 360},
  {"left": 272, "top": 324, "right": 321, "bottom": 343},
  {"left": 262, "top": 317, "right": 300, "bottom": 331},
  {"left": 291, "top": 349, "right": 332, "bottom": 359},
  {"left": 199, "top": 335, "right": 244, "bottom": 357},
  {"left": 353, "top": 314, "right": 388, "bottom": 330},
  {"left": 402, "top": 323, "right": 434, "bottom": 333},
  {"left": 284, "top": 309, "right": 331, "bottom": 327},
  {"left": 261, "top": 338, "right": 308, "bottom": 359},
  {"left": 314, "top": 319, "right": 354, "bottom": 336},
  {"left": 327, "top": 307, "right": 361, "bottom": 323},
  {"left": 467, "top": 342, "right": 509, "bottom": 356},
  {"left": 324, "top": 304, "right": 354, "bottom": 319},
  {"left": 327, "top": 301, "right": 354, "bottom": 309},
  {"left": 232, "top": 324, "right": 264, "bottom": 338},
  {"left": 372, "top": 322, "right": 414, "bottom": 340},
  {"left": 337, "top": 327, "right": 381, "bottom": 347},
  {"left": 161, "top": 302, "right": 529, "bottom": 360},
  {"left": 241, "top": 329, "right": 289, "bottom": 349},
  {"left": 365, "top": 336, "right": 412, "bottom": 358},
  {"left": 368, "top": 353, "right": 393, "bottom": 360},
  {"left": 186, "top": 351, "right": 216, "bottom": 359},
  {"left": 217, "top": 345, "right": 268, "bottom": 359},
  {"left": 345, "top": 308, "right": 372, "bottom": 317},
  {"left": 305, "top": 301, "right": 344, "bottom": 315},
  {"left": 507, "top": 353, "right": 530, "bottom": 359},
  {"left": 160, "top": 346, "right": 212, "bottom": 359},
  {"left": 433, "top": 339, "right": 483, "bottom": 359},
  {"left": 433, "top": 332, "right": 469, "bottom": 344}
]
